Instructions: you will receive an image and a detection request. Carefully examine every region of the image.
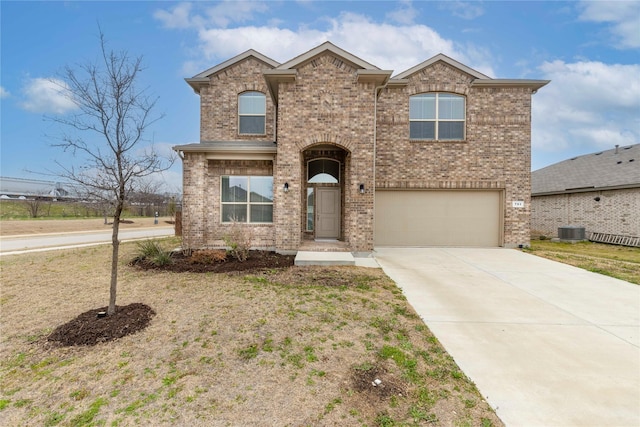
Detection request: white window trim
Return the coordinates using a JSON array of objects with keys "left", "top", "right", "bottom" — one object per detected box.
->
[
  {"left": 238, "top": 91, "right": 266, "bottom": 136},
  {"left": 409, "top": 93, "right": 466, "bottom": 141},
  {"left": 220, "top": 175, "right": 273, "bottom": 224}
]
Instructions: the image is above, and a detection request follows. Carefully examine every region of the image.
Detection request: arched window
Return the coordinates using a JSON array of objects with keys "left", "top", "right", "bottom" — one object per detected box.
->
[
  {"left": 238, "top": 91, "right": 266, "bottom": 135},
  {"left": 307, "top": 159, "right": 340, "bottom": 183},
  {"left": 409, "top": 93, "right": 465, "bottom": 140}
]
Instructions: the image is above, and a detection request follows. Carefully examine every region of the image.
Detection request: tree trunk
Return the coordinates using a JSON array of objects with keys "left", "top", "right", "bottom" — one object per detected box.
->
[{"left": 107, "top": 204, "right": 122, "bottom": 315}]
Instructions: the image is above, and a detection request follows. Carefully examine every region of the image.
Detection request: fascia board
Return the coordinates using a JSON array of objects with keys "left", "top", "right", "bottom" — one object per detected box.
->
[
  {"left": 532, "top": 183, "right": 640, "bottom": 196},
  {"left": 356, "top": 70, "right": 393, "bottom": 85},
  {"left": 394, "top": 54, "right": 491, "bottom": 80},
  {"left": 172, "top": 142, "right": 277, "bottom": 155},
  {"left": 276, "top": 41, "right": 380, "bottom": 71},
  {"left": 471, "top": 79, "right": 551, "bottom": 91},
  {"left": 192, "top": 49, "right": 279, "bottom": 79},
  {"left": 263, "top": 70, "right": 297, "bottom": 104}
]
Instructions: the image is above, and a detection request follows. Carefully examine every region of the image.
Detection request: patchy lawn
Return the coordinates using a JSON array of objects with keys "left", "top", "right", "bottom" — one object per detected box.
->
[
  {"left": 525, "top": 240, "right": 640, "bottom": 285},
  {"left": 0, "top": 241, "right": 501, "bottom": 426}
]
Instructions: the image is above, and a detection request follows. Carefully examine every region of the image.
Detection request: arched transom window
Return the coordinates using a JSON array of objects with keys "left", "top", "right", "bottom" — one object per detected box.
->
[
  {"left": 238, "top": 91, "right": 266, "bottom": 135},
  {"left": 307, "top": 158, "right": 340, "bottom": 183},
  {"left": 409, "top": 93, "right": 465, "bottom": 140}
]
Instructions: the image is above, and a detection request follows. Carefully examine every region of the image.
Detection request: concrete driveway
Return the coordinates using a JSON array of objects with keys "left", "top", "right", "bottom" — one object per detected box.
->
[{"left": 374, "top": 247, "right": 640, "bottom": 427}]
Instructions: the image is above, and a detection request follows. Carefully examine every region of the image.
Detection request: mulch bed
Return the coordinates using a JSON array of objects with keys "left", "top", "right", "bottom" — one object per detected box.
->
[
  {"left": 47, "top": 303, "right": 156, "bottom": 347},
  {"left": 130, "top": 250, "right": 296, "bottom": 274}
]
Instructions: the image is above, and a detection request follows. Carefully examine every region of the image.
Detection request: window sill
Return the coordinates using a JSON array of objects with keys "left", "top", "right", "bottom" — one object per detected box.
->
[{"left": 409, "top": 139, "right": 467, "bottom": 143}]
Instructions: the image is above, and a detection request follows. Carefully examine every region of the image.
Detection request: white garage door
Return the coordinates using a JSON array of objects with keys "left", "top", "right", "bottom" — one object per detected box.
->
[{"left": 375, "top": 190, "right": 502, "bottom": 247}]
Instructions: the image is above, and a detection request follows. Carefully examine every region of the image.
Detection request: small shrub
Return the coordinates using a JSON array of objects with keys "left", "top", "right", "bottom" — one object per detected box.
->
[
  {"left": 135, "top": 240, "right": 173, "bottom": 267},
  {"left": 190, "top": 249, "right": 227, "bottom": 264},
  {"left": 223, "top": 219, "right": 252, "bottom": 262},
  {"left": 539, "top": 235, "right": 548, "bottom": 240}
]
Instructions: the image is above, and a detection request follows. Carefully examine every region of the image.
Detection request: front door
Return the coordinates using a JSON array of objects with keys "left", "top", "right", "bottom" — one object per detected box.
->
[{"left": 316, "top": 187, "right": 340, "bottom": 239}]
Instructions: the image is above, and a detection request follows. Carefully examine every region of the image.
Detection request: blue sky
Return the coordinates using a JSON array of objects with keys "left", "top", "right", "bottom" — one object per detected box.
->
[{"left": 1, "top": 1, "right": 639, "bottom": 192}]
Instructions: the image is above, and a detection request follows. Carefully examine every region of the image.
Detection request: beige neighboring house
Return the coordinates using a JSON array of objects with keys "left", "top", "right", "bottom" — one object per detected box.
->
[
  {"left": 531, "top": 144, "right": 640, "bottom": 239},
  {"left": 173, "top": 42, "right": 549, "bottom": 253}
]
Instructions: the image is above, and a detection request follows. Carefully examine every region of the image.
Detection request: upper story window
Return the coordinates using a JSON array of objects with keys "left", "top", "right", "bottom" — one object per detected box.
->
[
  {"left": 238, "top": 91, "right": 266, "bottom": 135},
  {"left": 409, "top": 93, "right": 465, "bottom": 140}
]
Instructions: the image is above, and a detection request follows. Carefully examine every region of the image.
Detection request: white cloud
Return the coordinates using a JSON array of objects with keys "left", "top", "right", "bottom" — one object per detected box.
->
[
  {"left": 167, "top": 8, "right": 495, "bottom": 77},
  {"left": 386, "top": 0, "right": 419, "bottom": 25},
  {"left": 0, "top": 86, "right": 10, "bottom": 98},
  {"left": 154, "top": 1, "right": 268, "bottom": 30},
  {"left": 153, "top": 2, "right": 195, "bottom": 29},
  {"left": 578, "top": 1, "right": 640, "bottom": 49},
  {"left": 20, "top": 77, "right": 77, "bottom": 114},
  {"left": 440, "top": 1, "right": 485, "bottom": 20},
  {"left": 532, "top": 60, "right": 640, "bottom": 154}
]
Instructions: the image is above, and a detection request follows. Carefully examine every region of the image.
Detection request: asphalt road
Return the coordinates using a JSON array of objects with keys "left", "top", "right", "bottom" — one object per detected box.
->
[{"left": 0, "top": 227, "right": 174, "bottom": 255}]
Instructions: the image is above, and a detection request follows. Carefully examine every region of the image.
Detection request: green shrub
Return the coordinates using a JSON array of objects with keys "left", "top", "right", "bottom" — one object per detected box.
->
[{"left": 135, "top": 240, "right": 173, "bottom": 266}]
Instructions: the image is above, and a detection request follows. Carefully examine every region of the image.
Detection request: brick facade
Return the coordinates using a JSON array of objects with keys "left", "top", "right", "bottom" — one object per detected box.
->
[
  {"left": 531, "top": 188, "right": 640, "bottom": 238},
  {"left": 176, "top": 43, "right": 547, "bottom": 252}
]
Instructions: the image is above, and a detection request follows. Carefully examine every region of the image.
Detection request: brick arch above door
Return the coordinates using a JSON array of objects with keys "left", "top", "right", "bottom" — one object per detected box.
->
[{"left": 296, "top": 134, "right": 354, "bottom": 153}]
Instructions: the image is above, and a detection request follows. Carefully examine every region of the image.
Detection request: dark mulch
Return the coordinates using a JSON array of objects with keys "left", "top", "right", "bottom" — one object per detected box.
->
[
  {"left": 131, "top": 250, "right": 296, "bottom": 273},
  {"left": 352, "top": 364, "right": 406, "bottom": 401},
  {"left": 47, "top": 303, "right": 156, "bottom": 347}
]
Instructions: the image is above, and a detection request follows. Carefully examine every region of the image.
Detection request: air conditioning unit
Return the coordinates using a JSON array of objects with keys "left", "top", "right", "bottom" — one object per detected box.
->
[{"left": 558, "top": 226, "right": 586, "bottom": 241}]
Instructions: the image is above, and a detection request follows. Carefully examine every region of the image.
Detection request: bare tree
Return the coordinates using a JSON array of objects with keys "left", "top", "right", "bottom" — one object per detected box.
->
[
  {"left": 22, "top": 197, "right": 45, "bottom": 218},
  {"left": 50, "top": 31, "right": 174, "bottom": 315}
]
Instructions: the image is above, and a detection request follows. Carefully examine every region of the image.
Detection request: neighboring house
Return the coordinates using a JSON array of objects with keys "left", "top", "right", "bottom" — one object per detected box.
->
[
  {"left": 173, "top": 42, "right": 548, "bottom": 253},
  {"left": 531, "top": 144, "right": 640, "bottom": 239}
]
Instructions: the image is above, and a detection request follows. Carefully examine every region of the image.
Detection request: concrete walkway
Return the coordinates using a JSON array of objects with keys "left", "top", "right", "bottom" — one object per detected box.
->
[{"left": 374, "top": 247, "right": 640, "bottom": 427}]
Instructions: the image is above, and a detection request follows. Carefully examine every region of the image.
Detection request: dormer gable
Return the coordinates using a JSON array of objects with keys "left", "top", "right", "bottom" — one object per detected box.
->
[
  {"left": 186, "top": 49, "right": 279, "bottom": 94},
  {"left": 264, "top": 41, "right": 393, "bottom": 103}
]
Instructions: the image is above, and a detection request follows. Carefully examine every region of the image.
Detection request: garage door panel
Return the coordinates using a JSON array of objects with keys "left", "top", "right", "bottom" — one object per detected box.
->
[{"left": 375, "top": 191, "right": 501, "bottom": 247}]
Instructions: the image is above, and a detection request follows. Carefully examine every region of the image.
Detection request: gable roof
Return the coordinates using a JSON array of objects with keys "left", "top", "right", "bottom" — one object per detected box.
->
[
  {"left": 394, "top": 53, "right": 490, "bottom": 80},
  {"left": 275, "top": 41, "right": 380, "bottom": 71},
  {"left": 186, "top": 49, "right": 279, "bottom": 93},
  {"left": 263, "top": 41, "right": 393, "bottom": 103},
  {"left": 532, "top": 144, "right": 640, "bottom": 195}
]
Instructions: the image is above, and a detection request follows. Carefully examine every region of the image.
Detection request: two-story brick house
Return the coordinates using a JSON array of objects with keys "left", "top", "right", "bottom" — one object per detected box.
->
[{"left": 174, "top": 42, "right": 548, "bottom": 253}]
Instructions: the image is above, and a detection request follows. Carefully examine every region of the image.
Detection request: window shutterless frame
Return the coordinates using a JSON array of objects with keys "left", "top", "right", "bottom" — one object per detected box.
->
[
  {"left": 221, "top": 176, "right": 273, "bottom": 223},
  {"left": 409, "top": 93, "right": 465, "bottom": 141},
  {"left": 238, "top": 91, "right": 266, "bottom": 135}
]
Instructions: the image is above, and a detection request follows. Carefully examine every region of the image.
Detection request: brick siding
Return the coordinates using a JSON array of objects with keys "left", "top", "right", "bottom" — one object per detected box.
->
[
  {"left": 531, "top": 188, "right": 640, "bottom": 238},
  {"left": 181, "top": 50, "right": 539, "bottom": 252}
]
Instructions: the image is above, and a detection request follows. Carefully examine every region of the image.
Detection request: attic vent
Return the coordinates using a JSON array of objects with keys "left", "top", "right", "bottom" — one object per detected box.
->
[
  {"left": 558, "top": 226, "right": 585, "bottom": 241},
  {"left": 624, "top": 146, "right": 632, "bottom": 150},
  {"left": 595, "top": 152, "right": 602, "bottom": 155},
  {"left": 570, "top": 157, "right": 577, "bottom": 160},
  {"left": 617, "top": 161, "right": 623, "bottom": 164},
  {"left": 630, "top": 159, "right": 635, "bottom": 162}
]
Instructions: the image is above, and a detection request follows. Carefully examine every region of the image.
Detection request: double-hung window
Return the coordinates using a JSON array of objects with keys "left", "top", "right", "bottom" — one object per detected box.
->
[
  {"left": 221, "top": 176, "right": 273, "bottom": 223},
  {"left": 409, "top": 93, "right": 465, "bottom": 140},
  {"left": 238, "top": 92, "right": 266, "bottom": 135}
]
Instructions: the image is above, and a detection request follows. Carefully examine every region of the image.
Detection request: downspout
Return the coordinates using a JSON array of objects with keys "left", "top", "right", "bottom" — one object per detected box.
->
[{"left": 372, "top": 84, "right": 386, "bottom": 250}]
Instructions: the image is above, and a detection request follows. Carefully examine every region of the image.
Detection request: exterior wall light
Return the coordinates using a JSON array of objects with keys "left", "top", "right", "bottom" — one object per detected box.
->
[
  {"left": 284, "top": 182, "right": 289, "bottom": 193},
  {"left": 359, "top": 183, "right": 365, "bottom": 194}
]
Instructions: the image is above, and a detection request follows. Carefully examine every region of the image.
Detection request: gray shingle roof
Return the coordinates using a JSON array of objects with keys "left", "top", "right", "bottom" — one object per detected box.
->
[{"left": 532, "top": 144, "right": 640, "bottom": 195}]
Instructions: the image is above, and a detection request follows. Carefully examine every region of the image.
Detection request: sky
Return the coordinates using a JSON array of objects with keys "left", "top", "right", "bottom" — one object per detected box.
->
[{"left": 1, "top": 0, "right": 639, "bottom": 192}]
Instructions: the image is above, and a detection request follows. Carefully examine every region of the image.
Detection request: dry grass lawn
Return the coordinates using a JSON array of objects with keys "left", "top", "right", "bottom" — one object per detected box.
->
[
  {"left": 526, "top": 240, "right": 640, "bottom": 285},
  {"left": 0, "top": 241, "right": 501, "bottom": 426}
]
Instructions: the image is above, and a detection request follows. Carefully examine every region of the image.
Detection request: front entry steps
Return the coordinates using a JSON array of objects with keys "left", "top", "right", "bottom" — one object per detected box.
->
[
  {"left": 294, "top": 251, "right": 381, "bottom": 267},
  {"left": 295, "top": 251, "right": 355, "bottom": 266}
]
